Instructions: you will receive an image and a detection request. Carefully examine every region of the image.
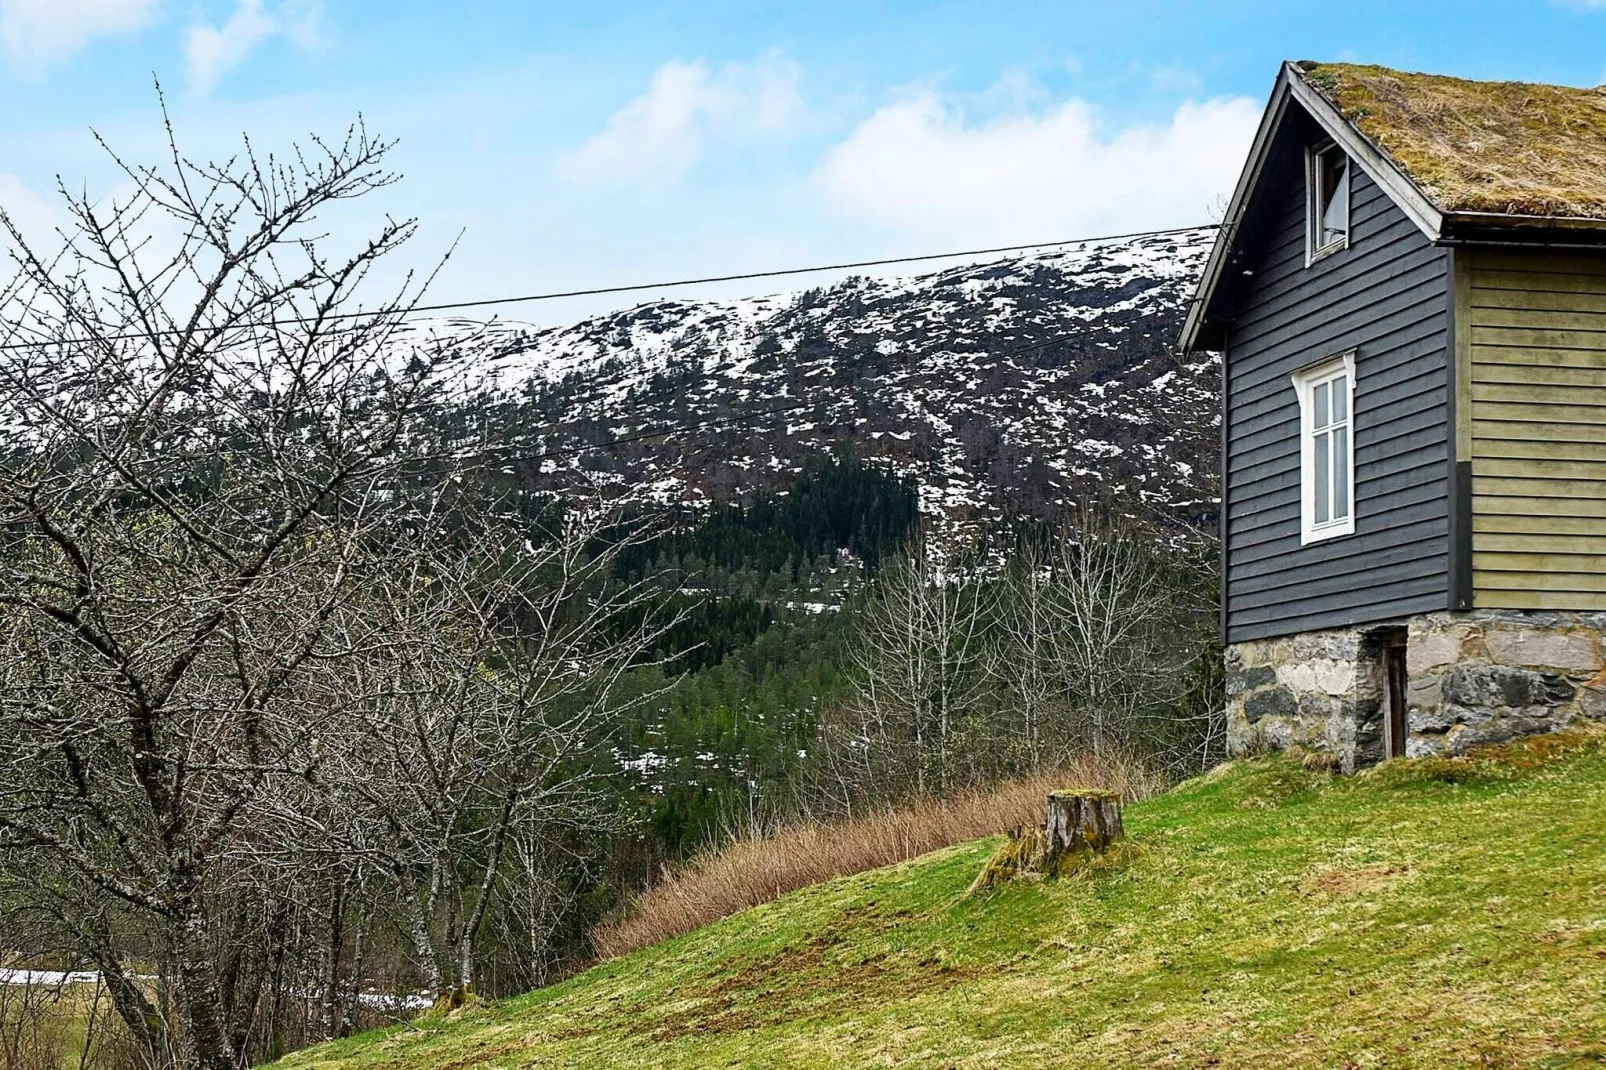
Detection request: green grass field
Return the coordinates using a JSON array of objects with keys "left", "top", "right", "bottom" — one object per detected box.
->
[{"left": 278, "top": 731, "right": 1606, "bottom": 1069}]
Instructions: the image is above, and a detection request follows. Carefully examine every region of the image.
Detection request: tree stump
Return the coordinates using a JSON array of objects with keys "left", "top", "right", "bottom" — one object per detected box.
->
[{"left": 1043, "top": 790, "right": 1123, "bottom": 876}]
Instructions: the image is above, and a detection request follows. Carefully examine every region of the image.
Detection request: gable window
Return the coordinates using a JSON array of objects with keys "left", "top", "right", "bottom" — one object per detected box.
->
[
  {"left": 1306, "top": 142, "right": 1350, "bottom": 263},
  {"left": 1293, "top": 353, "right": 1356, "bottom": 544}
]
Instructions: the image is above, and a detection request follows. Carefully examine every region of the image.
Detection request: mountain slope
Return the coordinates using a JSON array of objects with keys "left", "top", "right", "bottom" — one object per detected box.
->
[
  {"left": 279, "top": 730, "right": 1606, "bottom": 1069},
  {"left": 423, "top": 227, "right": 1219, "bottom": 537}
]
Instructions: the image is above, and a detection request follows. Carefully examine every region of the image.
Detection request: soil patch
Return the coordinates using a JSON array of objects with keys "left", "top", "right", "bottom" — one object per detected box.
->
[{"left": 1300, "top": 863, "right": 1412, "bottom": 898}]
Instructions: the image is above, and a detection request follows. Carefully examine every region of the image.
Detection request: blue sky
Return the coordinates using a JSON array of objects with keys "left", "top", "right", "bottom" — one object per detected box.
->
[{"left": 3, "top": 1, "right": 1605, "bottom": 323}]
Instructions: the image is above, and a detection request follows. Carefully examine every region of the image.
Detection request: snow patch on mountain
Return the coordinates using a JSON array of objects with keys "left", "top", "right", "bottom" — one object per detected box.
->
[{"left": 413, "top": 227, "right": 1220, "bottom": 538}]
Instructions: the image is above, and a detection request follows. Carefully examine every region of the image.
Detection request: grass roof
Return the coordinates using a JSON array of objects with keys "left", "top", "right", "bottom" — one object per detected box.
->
[{"left": 1297, "top": 61, "right": 1606, "bottom": 220}]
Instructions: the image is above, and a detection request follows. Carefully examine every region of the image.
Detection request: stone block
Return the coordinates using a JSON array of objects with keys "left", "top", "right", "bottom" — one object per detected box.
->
[
  {"left": 1407, "top": 673, "right": 1443, "bottom": 711},
  {"left": 1292, "top": 631, "right": 1360, "bottom": 661},
  {"left": 1226, "top": 664, "right": 1276, "bottom": 693},
  {"left": 1451, "top": 709, "right": 1557, "bottom": 750},
  {"left": 1407, "top": 732, "right": 1446, "bottom": 757},
  {"left": 1413, "top": 702, "right": 1458, "bottom": 733},
  {"left": 1260, "top": 718, "right": 1295, "bottom": 750},
  {"left": 1483, "top": 609, "right": 1565, "bottom": 630},
  {"left": 1408, "top": 627, "right": 1472, "bottom": 674},
  {"left": 1314, "top": 659, "right": 1357, "bottom": 696},
  {"left": 1279, "top": 658, "right": 1359, "bottom": 697},
  {"left": 1243, "top": 687, "right": 1298, "bottom": 725},
  {"left": 1297, "top": 691, "right": 1341, "bottom": 728},
  {"left": 1579, "top": 684, "right": 1606, "bottom": 721},
  {"left": 1483, "top": 628, "right": 1601, "bottom": 674},
  {"left": 1441, "top": 665, "right": 1575, "bottom": 711}
]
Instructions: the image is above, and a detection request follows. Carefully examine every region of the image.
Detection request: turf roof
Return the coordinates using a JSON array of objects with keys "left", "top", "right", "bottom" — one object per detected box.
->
[{"left": 1296, "top": 61, "right": 1606, "bottom": 220}]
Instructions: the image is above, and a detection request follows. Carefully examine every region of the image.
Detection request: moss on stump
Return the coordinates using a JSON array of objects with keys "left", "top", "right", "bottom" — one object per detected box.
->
[{"left": 971, "top": 790, "right": 1126, "bottom": 889}]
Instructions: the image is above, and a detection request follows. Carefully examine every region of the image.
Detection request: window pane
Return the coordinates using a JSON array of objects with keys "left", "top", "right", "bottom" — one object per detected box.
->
[
  {"left": 1314, "top": 431, "right": 1330, "bottom": 524},
  {"left": 1313, "top": 382, "right": 1329, "bottom": 428},
  {"left": 1330, "top": 377, "right": 1347, "bottom": 422},
  {"left": 1332, "top": 426, "right": 1350, "bottom": 519},
  {"left": 1322, "top": 155, "right": 1349, "bottom": 245}
]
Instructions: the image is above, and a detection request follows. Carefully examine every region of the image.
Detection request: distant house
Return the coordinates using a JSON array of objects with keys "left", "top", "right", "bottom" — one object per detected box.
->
[{"left": 1182, "top": 61, "right": 1606, "bottom": 769}]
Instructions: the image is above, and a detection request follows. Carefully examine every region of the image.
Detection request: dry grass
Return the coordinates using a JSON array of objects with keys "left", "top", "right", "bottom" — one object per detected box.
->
[
  {"left": 592, "top": 753, "right": 1163, "bottom": 960},
  {"left": 1299, "top": 61, "right": 1606, "bottom": 218}
]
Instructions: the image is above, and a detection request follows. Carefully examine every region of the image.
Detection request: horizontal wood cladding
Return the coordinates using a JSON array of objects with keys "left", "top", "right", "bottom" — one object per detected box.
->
[
  {"left": 1223, "top": 147, "right": 1451, "bottom": 644},
  {"left": 1469, "top": 247, "right": 1606, "bottom": 610}
]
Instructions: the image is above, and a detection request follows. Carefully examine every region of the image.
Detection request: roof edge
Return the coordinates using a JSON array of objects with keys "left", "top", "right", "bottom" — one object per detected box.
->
[
  {"left": 1444, "top": 210, "right": 1606, "bottom": 232},
  {"left": 1178, "top": 69, "right": 1292, "bottom": 353},
  {"left": 1180, "top": 62, "right": 1447, "bottom": 353}
]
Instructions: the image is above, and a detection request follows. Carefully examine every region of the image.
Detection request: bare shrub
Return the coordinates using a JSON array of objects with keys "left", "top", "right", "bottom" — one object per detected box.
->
[{"left": 591, "top": 752, "right": 1164, "bottom": 960}]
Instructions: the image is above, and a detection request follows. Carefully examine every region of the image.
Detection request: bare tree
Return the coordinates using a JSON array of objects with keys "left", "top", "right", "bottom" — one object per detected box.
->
[
  {"left": 317, "top": 498, "right": 678, "bottom": 1007},
  {"left": 988, "top": 514, "right": 1217, "bottom": 768},
  {"left": 1046, "top": 516, "right": 1201, "bottom": 757},
  {"left": 842, "top": 538, "right": 992, "bottom": 798},
  {"left": 0, "top": 106, "right": 463, "bottom": 1070},
  {"left": 493, "top": 830, "right": 585, "bottom": 991},
  {"left": 994, "top": 539, "right": 1060, "bottom": 768}
]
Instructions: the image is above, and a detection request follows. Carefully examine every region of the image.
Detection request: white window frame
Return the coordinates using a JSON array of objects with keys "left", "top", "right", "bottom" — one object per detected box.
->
[
  {"left": 1293, "top": 352, "right": 1356, "bottom": 545},
  {"left": 1305, "top": 141, "right": 1351, "bottom": 265}
]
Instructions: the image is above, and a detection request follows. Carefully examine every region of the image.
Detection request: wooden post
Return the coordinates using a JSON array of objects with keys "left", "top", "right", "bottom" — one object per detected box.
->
[{"left": 1044, "top": 790, "right": 1123, "bottom": 876}]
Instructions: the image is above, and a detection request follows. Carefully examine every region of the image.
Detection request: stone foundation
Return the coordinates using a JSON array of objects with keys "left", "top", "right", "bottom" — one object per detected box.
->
[
  {"left": 1227, "top": 610, "right": 1606, "bottom": 769},
  {"left": 1226, "top": 626, "right": 1386, "bottom": 772}
]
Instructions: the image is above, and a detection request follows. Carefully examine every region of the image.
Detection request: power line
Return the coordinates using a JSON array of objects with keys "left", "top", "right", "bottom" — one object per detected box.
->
[
  {"left": 0, "top": 222, "right": 1216, "bottom": 353},
  {"left": 384, "top": 222, "right": 1217, "bottom": 317}
]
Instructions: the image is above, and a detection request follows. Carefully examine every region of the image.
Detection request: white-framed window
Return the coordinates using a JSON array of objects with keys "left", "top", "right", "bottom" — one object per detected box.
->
[
  {"left": 1293, "top": 352, "right": 1356, "bottom": 544},
  {"left": 1306, "top": 141, "right": 1350, "bottom": 263}
]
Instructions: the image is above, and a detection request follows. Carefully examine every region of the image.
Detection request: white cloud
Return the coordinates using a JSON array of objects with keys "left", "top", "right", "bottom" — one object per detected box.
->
[
  {"left": 557, "top": 56, "right": 802, "bottom": 188},
  {"left": 186, "top": 0, "right": 322, "bottom": 93},
  {"left": 0, "top": 0, "right": 161, "bottom": 71},
  {"left": 0, "top": 173, "right": 61, "bottom": 253},
  {"left": 816, "top": 89, "right": 1261, "bottom": 245}
]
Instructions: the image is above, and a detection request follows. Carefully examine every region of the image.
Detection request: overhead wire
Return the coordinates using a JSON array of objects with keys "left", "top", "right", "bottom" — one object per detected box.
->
[
  {"left": 0, "top": 222, "right": 1216, "bottom": 352},
  {"left": 377, "top": 222, "right": 1218, "bottom": 317},
  {"left": 2, "top": 219, "right": 1206, "bottom": 470}
]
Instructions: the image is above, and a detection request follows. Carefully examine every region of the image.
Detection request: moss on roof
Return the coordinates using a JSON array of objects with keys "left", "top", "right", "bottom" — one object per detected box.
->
[{"left": 1297, "top": 61, "right": 1606, "bottom": 220}]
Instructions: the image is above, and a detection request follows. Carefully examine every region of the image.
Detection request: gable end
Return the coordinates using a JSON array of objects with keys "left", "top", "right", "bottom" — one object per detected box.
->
[{"left": 1182, "top": 62, "right": 1445, "bottom": 354}]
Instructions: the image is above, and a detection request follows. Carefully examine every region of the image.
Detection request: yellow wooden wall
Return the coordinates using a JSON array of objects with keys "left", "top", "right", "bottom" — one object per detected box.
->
[{"left": 1465, "top": 247, "right": 1606, "bottom": 610}]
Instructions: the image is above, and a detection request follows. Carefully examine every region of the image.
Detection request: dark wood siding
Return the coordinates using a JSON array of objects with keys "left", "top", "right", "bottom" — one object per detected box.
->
[{"left": 1224, "top": 154, "right": 1451, "bottom": 643}]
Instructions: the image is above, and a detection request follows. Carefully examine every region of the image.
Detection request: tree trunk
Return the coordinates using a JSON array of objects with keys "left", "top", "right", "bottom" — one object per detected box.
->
[
  {"left": 404, "top": 888, "right": 444, "bottom": 998},
  {"left": 451, "top": 787, "right": 517, "bottom": 1005},
  {"left": 173, "top": 906, "right": 238, "bottom": 1070},
  {"left": 320, "top": 875, "right": 346, "bottom": 1041},
  {"left": 82, "top": 940, "right": 172, "bottom": 1070},
  {"left": 342, "top": 920, "right": 368, "bottom": 1038},
  {"left": 1043, "top": 790, "right": 1123, "bottom": 876}
]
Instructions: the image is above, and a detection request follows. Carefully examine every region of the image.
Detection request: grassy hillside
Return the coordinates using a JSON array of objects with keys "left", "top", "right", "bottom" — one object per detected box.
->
[{"left": 279, "top": 732, "right": 1606, "bottom": 1069}]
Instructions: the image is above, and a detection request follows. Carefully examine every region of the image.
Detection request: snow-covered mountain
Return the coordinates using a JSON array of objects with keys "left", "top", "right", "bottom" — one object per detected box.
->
[{"left": 419, "top": 226, "right": 1219, "bottom": 535}]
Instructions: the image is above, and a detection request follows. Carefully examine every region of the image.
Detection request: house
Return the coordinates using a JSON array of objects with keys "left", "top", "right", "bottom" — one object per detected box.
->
[{"left": 1182, "top": 61, "right": 1606, "bottom": 770}]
